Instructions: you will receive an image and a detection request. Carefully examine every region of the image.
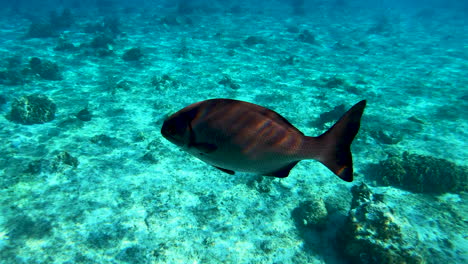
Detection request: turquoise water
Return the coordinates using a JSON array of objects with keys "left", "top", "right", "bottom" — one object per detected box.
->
[{"left": 0, "top": 1, "right": 466, "bottom": 263}]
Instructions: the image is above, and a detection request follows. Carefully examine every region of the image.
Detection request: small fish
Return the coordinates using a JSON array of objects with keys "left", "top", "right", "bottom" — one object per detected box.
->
[{"left": 161, "top": 99, "right": 366, "bottom": 182}]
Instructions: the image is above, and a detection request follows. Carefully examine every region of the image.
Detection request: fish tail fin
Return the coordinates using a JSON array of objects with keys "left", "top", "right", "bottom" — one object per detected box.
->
[{"left": 303, "top": 100, "right": 366, "bottom": 182}]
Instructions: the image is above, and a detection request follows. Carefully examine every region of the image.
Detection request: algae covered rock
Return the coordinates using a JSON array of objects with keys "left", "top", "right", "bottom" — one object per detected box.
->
[
  {"left": 53, "top": 151, "right": 79, "bottom": 169},
  {"left": 10, "top": 94, "right": 56, "bottom": 125},
  {"left": 122, "top": 47, "right": 143, "bottom": 61},
  {"left": 292, "top": 197, "right": 328, "bottom": 229},
  {"left": 6, "top": 213, "right": 53, "bottom": 239},
  {"left": 377, "top": 152, "right": 467, "bottom": 193},
  {"left": 244, "top": 36, "right": 266, "bottom": 46},
  {"left": 298, "top": 29, "right": 316, "bottom": 44},
  {"left": 26, "top": 22, "right": 55, "bottom": 38},
  {"left": 150, "top": 74, "right": 179, "bottom": 90},
  {"left": 0, "top": 95, "right": 6, "bottom": 106},
  {"left": 29, "top": 57, "right": 62, "bottom": 80},
  {"left": 76, "top": 107, "right": 92, "bottom": 121},
  {"left": 337, "top": 183, "right": 424, "bottom": 264},
  {"left": 247, "top": 175, "right": 273, "bottom": 193}
]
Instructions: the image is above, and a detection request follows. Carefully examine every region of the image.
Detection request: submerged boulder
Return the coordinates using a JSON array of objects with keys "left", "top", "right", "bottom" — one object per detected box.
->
[
  {"left": 376, "top": 152, "right": 467, "bottom": 193},
  {"left": 337, "top": 183, "right": 424, "bottom": 264},
  {"left": 10, "top": 94, "right": 56, "bottom": 125}
]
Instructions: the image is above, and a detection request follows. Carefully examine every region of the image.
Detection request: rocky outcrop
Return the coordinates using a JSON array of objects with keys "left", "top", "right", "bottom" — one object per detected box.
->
[
  {"left": 376, "top": 152, "right": 467, "bottom": 194},
  {"left": 292, "top": 198, "right": 328, "bottom": 229},
  {"left": 337, "top": 183, "right": 424, "bottom": 264},
  {"left": 10, "top": 94, "right": 56, "bottom": 125}
]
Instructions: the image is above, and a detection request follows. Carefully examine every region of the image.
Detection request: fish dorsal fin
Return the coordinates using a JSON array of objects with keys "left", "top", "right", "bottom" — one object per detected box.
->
[
  {"left": 264, "top": 161, "right": 299, "bottom": 178},
  {"left": 213, "top": 166, "right": 235, "bottom": 175}
]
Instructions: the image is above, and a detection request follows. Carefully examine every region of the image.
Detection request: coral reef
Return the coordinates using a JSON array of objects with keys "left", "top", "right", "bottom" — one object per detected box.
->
[
  {"left": 49, "top": 9, "right": 74, "bottom": 30},
  {"left": 24, "top": 151, "right": 78, "bottom": 176},
  {"left": 286, "top": 25, "right": 300, "bottom": 33},
  {"left": 84, "top": 17, "right": 121, "bottom": 36},
  {"left": 82, "top": 34, "right": 115, "bottom": 57},
  {"left": 337, "top": 183, "right": 424, "bottom": 264},
  {"left": 80, "top": 17, "right": 121, "bottom": 55},
  {"left": 116, "top": 246, "right": 147, "bottom": 264},
  {"left": 375, "top": 152, "right": 468, "bottom": 193},
  {"left": 25, "top": 9, "right": 74, "bottom": 38},
  {"left": 54, "top": 36, "right": 77, "bottom": 51},
  {"left": 0, "top": 95, "right": 6, "bottom": 106},
  {"left": 218, "top": 74, "right": 240, "bottom": 89},
  {"left": 86, "top": 223, "right": 126, "bottom": 249},
  {"left": 177, "top": 0, "right": 197, "bottom": 15},
  {"left": 368, "top": 15, "right": 392, "bottom": 35},
  {"left": 298, "top": 30, "right": 315, "bottom": 44},
  {"left": 175, "top": 38, "right": 190, "bottom": 58},
  {"left": 279, "top": 55, "right": 299, "bottom": 66},
  {"left": 244, "top": 36, "right": 266, "bottom": 46},
  {"left": 5, "top": 55, "right": 22, "bottom": 68},
  {"left": 175, "top": 0, "right": 217, "bottom": 15},
  {"left": 25, "top": 159, "right": 48, "bottom": 174},
  {"left": 291, "top": 198, "right": 328, "bottom": 229},
  {"left": 311, "top": 103, "right": 346, "bottom": 129},
  {"left": 122, "top": 47, "right": 143, "bottom": 61},
  {"left": 160, "top": 14, "right": 193, "bottom": 26},
  {"left": 29, "top": 57, "right": 62, "bottom": 80},
  {"left": 150, "top": 74, "right": 179, "bottom": 90},
  {"left": 104, "top": 78, "right": 131, "bottom": 95},
  {"left": 9, "top": 94, "right": 56, "bottom": 125},
  {"left": 76, "top": 107, "right": 92, "bottom": 121},
  {"left": 321, "top": 75, "right": 346, "bottom": 88},
  {"left": 53, "top": 151, "right": 79, "bottom": 169},
  {"left": 141, "top": 138, "right": 164, "bottom": 164},
  {"left": 0, "top": 69, "right": 25, "bottom": 85},
  {"left": 370, "top": 129, "right": 403, "bottom": 145},
  {"left": 6, "top": 213, "right": 53, "bottom": 240},
  {"left": 0, "top": 56, "right": 29, "bottom": 85},
  {"left": 26, "top": 22, "right": 55, "bottom": 38},
  {"left": 246, "top": 175, "right": 273, "bottom": 193},
  {"left": 90, "top": 34, "right": 115, "bottom": 49},
  {"left": 90, "top": 134, "right": 119, "bottom": 148},
  {"left": 291, "top": 0, "right": 305, "bottom": 15}
]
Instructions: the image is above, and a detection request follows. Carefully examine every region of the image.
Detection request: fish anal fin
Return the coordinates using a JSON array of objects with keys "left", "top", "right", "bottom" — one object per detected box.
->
[
  {"left": 213, "top": 166, "right": 235, "bottom": 175},
  {"left": 265, "top": 161, "right": 299, "bottom": 178}
]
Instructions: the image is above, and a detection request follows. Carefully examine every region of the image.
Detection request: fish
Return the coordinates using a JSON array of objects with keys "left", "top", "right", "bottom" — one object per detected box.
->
[{"left": 161, "top": 99, "right": 366, "bottom": 182}]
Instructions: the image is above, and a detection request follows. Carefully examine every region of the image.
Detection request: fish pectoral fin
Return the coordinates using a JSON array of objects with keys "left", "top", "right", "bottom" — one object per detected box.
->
[
  {"left": 264, "top": 161, "right": 299, "bottom": 178},
  {"left": 213, "top": 166, "right": 235, "bottom": 175},
  {"left": 193, "top": 142, "right": 218, "bottom": 153}
]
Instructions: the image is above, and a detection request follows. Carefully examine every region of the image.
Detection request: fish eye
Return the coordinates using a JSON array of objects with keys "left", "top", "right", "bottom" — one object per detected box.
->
[{"left": 165, "top": 124, "right": 177, "bottom": 135}]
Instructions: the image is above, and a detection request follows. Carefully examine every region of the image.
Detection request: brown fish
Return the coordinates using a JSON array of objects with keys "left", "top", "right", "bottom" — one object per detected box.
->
[{"left": 161, "top": 99, "right": 366, "bottom": 182}]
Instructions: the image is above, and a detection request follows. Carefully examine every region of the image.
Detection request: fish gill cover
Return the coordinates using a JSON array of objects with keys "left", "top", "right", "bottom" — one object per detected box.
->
[{"left": 0, "top": 0, "right": 466, "bottom": 264}]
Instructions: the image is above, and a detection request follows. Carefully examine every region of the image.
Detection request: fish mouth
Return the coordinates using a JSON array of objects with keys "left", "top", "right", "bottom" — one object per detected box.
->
[
  {"left": 161, "top": 124, "right": 177, "bottom": 144},
  {"left": 163, "top": 134, "right": 184, "bottom": 148},
  {"left": 160, "top": 126, "right": 170, "bottom": 139},
  {"left": 161, "top": 128, "right": 177, "bottom": 143},
  {"left": 161, "top": 127, "right": 186, "bottom": 148}
]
